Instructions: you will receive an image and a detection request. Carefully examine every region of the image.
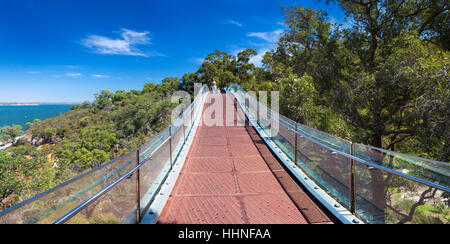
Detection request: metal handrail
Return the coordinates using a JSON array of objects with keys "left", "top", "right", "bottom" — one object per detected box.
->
[
  {"left": 0, "top": 85, "right": 207, "bottom": 224},
  {"left": 230, "top": 85, "right": 449, "bottom": 193},
  {"left": 53, "top": 158, "right": 149, "bottom": 224},
  {"left": 0, "top": 108, "right": 182, "bottom": 219},
  {"left": 52, "top": 85, "right": 207, "bottom": 224},
  {"left": 0, "top": 145, "right": 137, "bottom": 218},
  {"left": 245, "top": 92, "right": 449, "bottom": 184},
  {"left": 53, "top": 133, "right": 170, "bottom": 224},
  {"left": 230, "top": 84, "right": 449, "bottom": 223},
  {"left": 278, "top": 119, "right": 450, "bottom": 192}
]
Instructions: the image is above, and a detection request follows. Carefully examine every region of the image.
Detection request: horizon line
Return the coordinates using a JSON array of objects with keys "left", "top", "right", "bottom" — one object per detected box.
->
[{"left": 0, "top": 102, "right": 81, "bottom": 105}]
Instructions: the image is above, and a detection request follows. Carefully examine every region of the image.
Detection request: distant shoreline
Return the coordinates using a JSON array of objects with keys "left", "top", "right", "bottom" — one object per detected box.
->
[
  {"left": 0, "top": 103, "right": 78, "bottom": 106},
  {"left": 0, "top": 104, "right": 73, "bottom": 130},
  {"left": 0, "top": 104, "right": 40, "bottom": 106}
]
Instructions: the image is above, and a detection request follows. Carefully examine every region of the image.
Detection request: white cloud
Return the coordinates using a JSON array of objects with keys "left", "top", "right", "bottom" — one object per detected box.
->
[
  {"left": 230, "top": 47, "right": 245, "bottom": 57},
  {"left": 81, "top": 29, "right": 161, "bottom": 57},
  {"left": 66, "top": 73, "right": 83, "bottom": 77},
  {"left": 226, "top": 20, "right": 243, "bottom": 27},
  {"left": 245, "top": 29, "right": 284, "bottom": 67},
  {"left": 248, "top": 49, "right": 268, "bottom": 67},
  {"left": 91, "top": 74, "right": 110, "bottom": 79},
  {"left": 190, "top": 57, "right": 205, "bottom": 65},
  {"left": 277, "top": 20, "right": 286, "bottom": 27},
  {"left": 27, "top": 71, "right": 40, "bottom": 74},
  {"left": 120, "top": 29, "right": 151, "bottom": 44},
  {"left": 247, "top": 29, "right": 283, "bottom": 43}
]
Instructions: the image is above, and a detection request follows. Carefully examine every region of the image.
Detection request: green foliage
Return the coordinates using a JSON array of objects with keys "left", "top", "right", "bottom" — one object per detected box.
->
[
  {"left": 0, "top": 125, "right": 24, "bottom": 143},
  {"left": 0, "top": 146, "right": 59, "bottom": 209},
  {"left": 277, "top": 73, "right": 317, "bottom": 123},
  {"left": 263, "top": 3, "right": 449, "bottom": 162},
  {"left": 26, "top": 119, "right": 42, "bottom": 129},
  {"left": 180, "top": 73, "right": 199, "bottom": 95},
  {"left": 0, "top": 74, "right": 190, "bottom": 210},
  {"left": 79, "top": 116, "right": 91, "bottom": 127},
  {"left": 196, "top": 49, "right": 264, "bottom": 89},
  {"left": 93, "top": 90, "right": 114, "bottom": 111},
  {"left": 0, "top": 1, "right": 448, "bottom": 223}
]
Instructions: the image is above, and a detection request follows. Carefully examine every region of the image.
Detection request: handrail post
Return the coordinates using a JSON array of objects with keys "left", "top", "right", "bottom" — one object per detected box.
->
[
  {"left": 245, "top": 98, "right": 249, "bottom": 126},
  {"left": 169, "top": 126, "right": 173, "bottom": 170},
  {"left": 350, "top": 142, "right": 356, "bottom": 215},
  {"left": 234, "top": 97, "right": 238, "bottom": 126},
  {"left": 294, "top": 122, "right": 298, "bottom": 165},
  {"left": 182, "top": 109, "right": 186, "bottom": 144},
  {"left": 257, "top": 94, "right": 260, "bottom": 127},
  {"left": 135, "top": 149, "right": 141, "bottom": 224},
  {"left": 191, "top": 104, "right": 194, "bottom": 127}
]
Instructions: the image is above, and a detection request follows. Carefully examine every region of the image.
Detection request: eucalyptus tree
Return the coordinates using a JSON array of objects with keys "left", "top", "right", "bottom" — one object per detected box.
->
[{"left": 264, "top": 2, "right": 449, "bottom": 222}]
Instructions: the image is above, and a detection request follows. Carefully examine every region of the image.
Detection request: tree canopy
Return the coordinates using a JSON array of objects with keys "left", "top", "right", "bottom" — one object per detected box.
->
[{"left": 0, "top": 1, "right": 447, "bottom": 223}]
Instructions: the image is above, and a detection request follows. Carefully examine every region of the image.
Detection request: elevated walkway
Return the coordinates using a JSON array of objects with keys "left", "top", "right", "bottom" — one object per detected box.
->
[
  {"left": 0, "top": 84, "right": 448, "bottom": 224},
  {"left": 157, "top": 94, "right": 335, "bottom": 224}
]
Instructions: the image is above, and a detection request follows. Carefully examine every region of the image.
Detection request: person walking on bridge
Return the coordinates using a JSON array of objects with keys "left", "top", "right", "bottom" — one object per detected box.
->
[{"left": 212, "top": 79, "right": 217, "bottom": 94}]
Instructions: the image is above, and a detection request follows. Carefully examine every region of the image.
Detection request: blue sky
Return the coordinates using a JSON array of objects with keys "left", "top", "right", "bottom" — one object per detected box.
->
[{"left": 0, "top": 0, "right": 346, "bottom": 103}]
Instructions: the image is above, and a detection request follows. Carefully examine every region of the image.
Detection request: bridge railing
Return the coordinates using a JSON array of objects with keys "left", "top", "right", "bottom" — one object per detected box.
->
[
  {"left": 0, "top": 85, "right": 207, "bottom": 224},
  {"left": 229, "top": 83, "right": 449, "bottom": 224}
]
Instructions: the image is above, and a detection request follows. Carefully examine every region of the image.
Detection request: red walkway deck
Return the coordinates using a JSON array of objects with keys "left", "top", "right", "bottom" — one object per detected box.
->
[{"left": 157, "top": 94, "right": 335, "bottom": 224}]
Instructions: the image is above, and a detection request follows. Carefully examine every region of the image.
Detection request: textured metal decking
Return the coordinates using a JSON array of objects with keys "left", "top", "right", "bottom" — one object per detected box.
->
[{"left": 157, "top": 93, "right": 335, "bottom": 224}]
